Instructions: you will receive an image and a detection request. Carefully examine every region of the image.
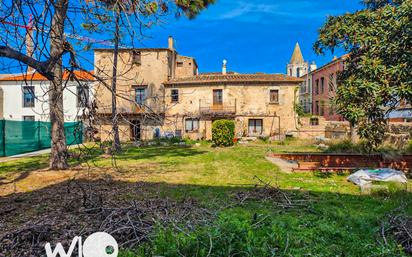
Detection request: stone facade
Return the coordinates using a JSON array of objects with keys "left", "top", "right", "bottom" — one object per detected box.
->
[
  {"left": 163, "top": 75, "right": 302, "bottom": 140},
  {"left": 93, "top": 38, "right": 303, "bottom": 141},
  {"left": 94, "top": 37, "right": 201, "bottom": 141}
]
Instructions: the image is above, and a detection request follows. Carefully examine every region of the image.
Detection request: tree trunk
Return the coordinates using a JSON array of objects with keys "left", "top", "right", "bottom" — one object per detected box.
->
[
  {"left": 49, "top": 0, "right": 69, "bottom": 170},
  {"left": 111, "top": 9, "right": 121, "bottom": 152}
]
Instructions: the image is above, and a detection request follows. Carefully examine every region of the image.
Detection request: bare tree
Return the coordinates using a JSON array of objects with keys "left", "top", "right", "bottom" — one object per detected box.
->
[{"left": 0, "top": 0, "right": 215, "bottom": 169}]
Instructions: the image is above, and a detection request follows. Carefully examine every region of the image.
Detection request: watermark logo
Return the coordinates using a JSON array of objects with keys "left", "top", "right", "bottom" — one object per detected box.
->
[{"left": 45, "top": 232, "right": 118, "bottom": 257}]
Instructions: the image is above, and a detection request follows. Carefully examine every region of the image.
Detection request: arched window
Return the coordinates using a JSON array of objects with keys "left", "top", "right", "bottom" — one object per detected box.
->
[{"left": 296, "top": 68, "right": 300, "bottom": 77}]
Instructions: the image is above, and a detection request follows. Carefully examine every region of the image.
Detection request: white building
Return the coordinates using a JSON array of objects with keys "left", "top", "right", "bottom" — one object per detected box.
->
[{"left": 0, "top": 71, "right": 94, "bottom": 122}]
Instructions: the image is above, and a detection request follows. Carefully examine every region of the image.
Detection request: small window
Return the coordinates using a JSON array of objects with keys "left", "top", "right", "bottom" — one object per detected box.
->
[
  {"left": 315, "top": 101, "right": 319, "bottom": 115},
  {"left": 213, "top": 89, "right": 223, "bottom": 105},
  {"left": 321, "top": 77, "right": 325, "bottom": 94},
  {"left": 296, "top": 67, "right": 300, "bottom": 77},
  {"left": 171, "top": 89, "right": 179, "bottom": 103},
  {"left": 23, "top": 86, "right": 35, "bottom": 107},
  {"left": 135, "top": 87, "right": 146, "bottom": 105},
  {"left": 185, "top": 118, "right": 199, "bottom": 132},
  {"left": 320, "top": 101, "right": 325, "bottom": 116},
  {"left": 77, "top": 85, "right": 89, "bottom": 107},
  {"left": 248, "top": 119, "right": 263, "bottom": 135},
  {"left": 23, "top": 115, "right": 35, "bottom": 121},
  {"left": 177, "top": 62, "right": 184, "bottom": 67},
  {"left": 308, "top": 79, "right": 311, "bottom": 93},
  {"left": 132, "top": 50, "right": 141, "bottom": 65},
  {"left": 270, "top": 89, "right": 279, "bottom": 103},
  {"left": 315, "top": 80, "right": 319, "bottom": 95},
  {"left": 310, "top": 117, "right": 319, "bottom": 126},
  {"left": 329, "top": 73, "right": 335, "bottom": 92}
]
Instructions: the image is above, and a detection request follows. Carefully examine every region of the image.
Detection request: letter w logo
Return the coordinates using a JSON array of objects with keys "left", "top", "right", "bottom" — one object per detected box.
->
[{"left": 45, "top": 236, "right": 82, "bottom": 257}]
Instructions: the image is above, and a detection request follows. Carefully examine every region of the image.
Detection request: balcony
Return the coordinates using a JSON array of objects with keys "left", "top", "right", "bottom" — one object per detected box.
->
[{"left": 199, "top": 100, "right": 237, "bottom": 118}]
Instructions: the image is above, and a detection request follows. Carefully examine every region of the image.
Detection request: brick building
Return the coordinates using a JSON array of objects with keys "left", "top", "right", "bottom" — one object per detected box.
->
[{"left": 311, "top": 55, "right": 347, "bottom": 121}]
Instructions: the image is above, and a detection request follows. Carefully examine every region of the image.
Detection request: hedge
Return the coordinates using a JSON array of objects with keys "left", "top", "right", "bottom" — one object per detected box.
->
[{"left": 212, "top": 120, "right": 235, "bottom": 147}]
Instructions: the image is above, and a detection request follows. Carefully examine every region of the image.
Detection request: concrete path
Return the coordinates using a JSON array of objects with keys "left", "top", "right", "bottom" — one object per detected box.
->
[{"left": 265, "top": 156, "right": 298, "bottom": 173}]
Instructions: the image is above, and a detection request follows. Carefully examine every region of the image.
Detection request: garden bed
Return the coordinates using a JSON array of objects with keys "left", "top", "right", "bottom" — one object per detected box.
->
[{"left": 268, "top": 152, "right": 412, "bottom": 172}]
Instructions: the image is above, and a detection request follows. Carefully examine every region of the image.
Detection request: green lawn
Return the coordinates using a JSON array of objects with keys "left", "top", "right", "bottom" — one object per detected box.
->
[{"left": 1, "top": 139, "right": 411, "bottom": 256}]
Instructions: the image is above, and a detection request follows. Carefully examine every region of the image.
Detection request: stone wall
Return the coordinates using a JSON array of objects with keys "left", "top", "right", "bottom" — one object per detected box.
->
[{"left": 385, "top": 122, "right": 412, "bottom": 148}]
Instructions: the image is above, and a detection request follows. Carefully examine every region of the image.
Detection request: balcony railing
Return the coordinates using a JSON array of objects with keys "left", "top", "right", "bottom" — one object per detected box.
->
[{"left": 199, "top": 102, "right": 237, "bottom": 117}]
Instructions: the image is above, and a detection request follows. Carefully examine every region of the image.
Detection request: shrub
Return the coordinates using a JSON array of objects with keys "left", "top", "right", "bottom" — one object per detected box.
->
[
  {"left": 258, "top": 136, "right": 269, "bottom": 143},
  {"left": 325, "top": 140, "right": 369, "bottom": 154},
  {"left": 212, "top": 120, "right": 235, "bottom": 147}
]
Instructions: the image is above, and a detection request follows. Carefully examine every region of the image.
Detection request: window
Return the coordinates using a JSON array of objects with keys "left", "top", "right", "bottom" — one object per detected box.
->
[
  {"left": 320, "top": 77, "right": 325, "bottom": 94},
  {"left": 171, "top": 89, "right": 179, "bottom": 103},
  {"left": 315, "top": 80, "right": 319, "bottom": 95},
  {"left": 320, "top": 101, "right": 325, "bottom": 116},
  {"left": 132, "top": 50, "right": 141, "bottom": 65},
  {"left": 23, "top": 115, "right": 35, "bottom": 121},
  {"left": 289, "top": 68, "right": 292, "bottom": 76},
  {"left": 296, "top": 68, "right": 301, "bottom": 77},
  {"left": 213, "top": 89, "right": 223, "bottom": 105},
  {"left": 23, "top": 86, "right": 35, "bottom": 107},
  {"left": 135, "top": 87, "right": 146, "bottom": 105},
  {"left": 308, "top": 79, "right": 311, "bottom": 93},
  {"left": 270, "top": 89, "right": 279, "bottom": 103},
  {"left": 77, "top": 85, "right": 89, "bottom": 107},
  {"left": 177, "top": 62, "right": 184, "bottom": 67},
  {"left": 185, "top": 118, "right": 199, "bottom": 132},
  {"left": 315, "top": 101, "right": 319, "bottom": 115},
  {"left": 310, "top": 117, "right": 319, "bottom": 126},
  {"left": 248, "top": 119, "right": 263, "bottom": 135},
  {"left": 329, "top": 73, "right": 335, "bottom": 92}
]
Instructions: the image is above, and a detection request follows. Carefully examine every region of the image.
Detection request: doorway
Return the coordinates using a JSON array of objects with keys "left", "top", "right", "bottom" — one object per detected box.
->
[{"left": 130, "top": 120, "right": 141, "bottom": 141}]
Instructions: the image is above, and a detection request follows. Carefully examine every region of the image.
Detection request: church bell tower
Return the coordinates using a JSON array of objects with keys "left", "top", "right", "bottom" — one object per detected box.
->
[{"left": 287, "top": 42, "right": 308, "bottom": 78}]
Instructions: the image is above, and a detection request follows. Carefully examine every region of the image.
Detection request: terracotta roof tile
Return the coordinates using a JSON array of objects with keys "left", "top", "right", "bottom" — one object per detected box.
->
[
  {"left": 0, "top": 70, "right": 94, "bottom": 81},
  {"left": 165, "top": 73, "right": 303, "bottom": 85}
]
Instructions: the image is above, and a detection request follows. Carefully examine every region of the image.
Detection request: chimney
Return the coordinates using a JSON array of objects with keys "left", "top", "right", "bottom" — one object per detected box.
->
[
  {"left": 222, "top": 59, "right": 227, "bottom": 75},
  {"left": 168, "top": 36, "right": 174, "bottom": 51},
  {"left": 310, "top": 61, "right": 317, "bottom": 72}
]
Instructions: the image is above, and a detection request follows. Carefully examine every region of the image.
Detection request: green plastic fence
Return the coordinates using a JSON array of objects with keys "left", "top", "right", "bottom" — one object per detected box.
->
[{"left": 0, "top": 119, "right": 83, "bottom": 157}]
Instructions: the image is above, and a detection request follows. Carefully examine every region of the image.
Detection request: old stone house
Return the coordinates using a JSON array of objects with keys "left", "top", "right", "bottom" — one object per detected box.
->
[
  {"left": 94, "top": 37, "right": 303, "bottom": 141},
  {"left": 163, "top": 73, "right": 302, "bottom": 140}
]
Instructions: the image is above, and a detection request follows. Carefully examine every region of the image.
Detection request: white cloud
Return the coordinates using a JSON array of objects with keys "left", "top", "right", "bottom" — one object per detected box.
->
[
  {"left": 219, "top": 3, "right": 279, "bottom": 19},
  {"left": 200, "top": 0, "right": 340, "bottom": 23}
]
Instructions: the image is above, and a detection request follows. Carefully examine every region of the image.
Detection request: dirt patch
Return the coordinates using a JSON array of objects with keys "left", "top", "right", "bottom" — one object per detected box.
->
[
  {"left": 0, "top": 169, "right": 81, "bottom": 197},
  {"left": 0, "top": 179, "right": 216, "bottom": 257},
  {"left": 0, "top": 173, "right": 304, "bottom": 257}
]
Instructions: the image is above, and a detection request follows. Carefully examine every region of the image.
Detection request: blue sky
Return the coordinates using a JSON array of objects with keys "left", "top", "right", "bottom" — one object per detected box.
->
[
  {"left": 138, "top": 0, "right": 362, "bottom": 74},
  {"left": 0, "top": 0, "right": 363, "bottom": 74}
]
